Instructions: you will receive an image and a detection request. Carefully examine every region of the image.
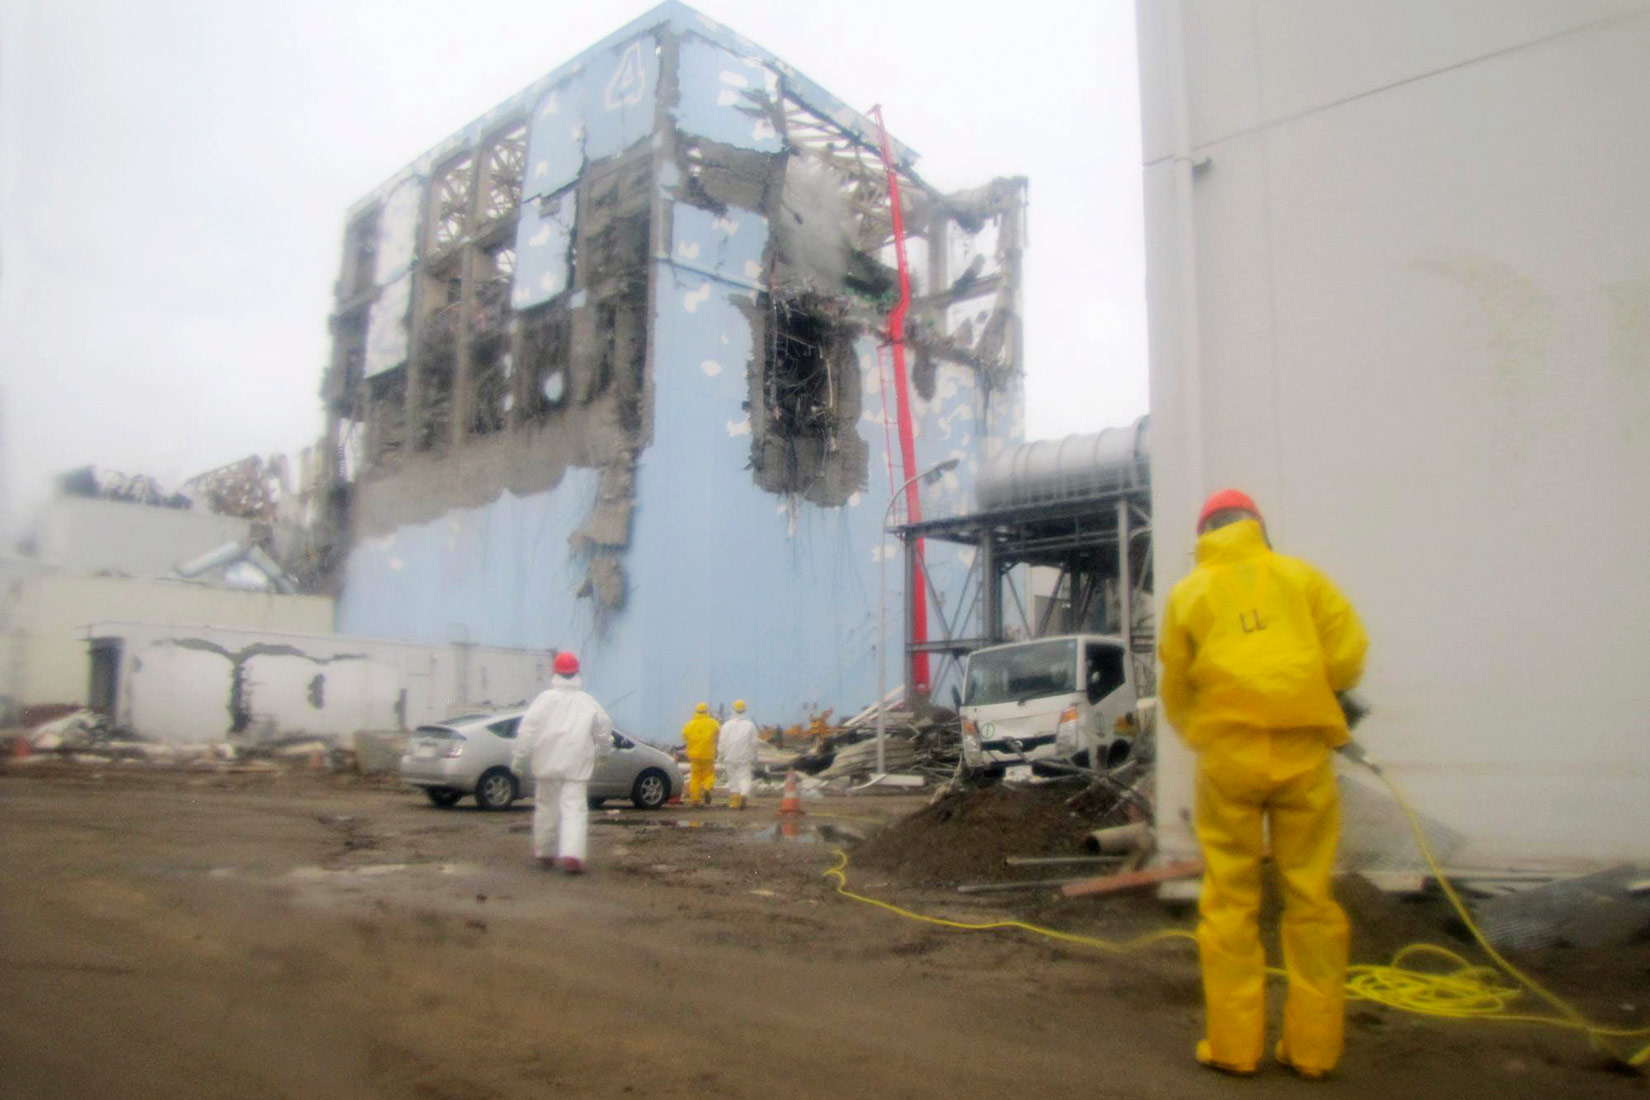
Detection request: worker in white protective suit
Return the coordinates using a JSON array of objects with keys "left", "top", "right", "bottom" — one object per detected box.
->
[
  {"left": 510, "top": 651, "right": 613, "bottom": 875},
  {"left": 718, "top": 699, "right": 760, "bottom": 810}
]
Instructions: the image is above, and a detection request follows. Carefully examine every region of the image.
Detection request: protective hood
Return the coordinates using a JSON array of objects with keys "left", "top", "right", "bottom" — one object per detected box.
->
[
  {"left": 1195, "top": 517, "right": 1269, "bottom": 565},
  {"left": 1158, "top": 518, "right": 1367, "bottom": 748}
]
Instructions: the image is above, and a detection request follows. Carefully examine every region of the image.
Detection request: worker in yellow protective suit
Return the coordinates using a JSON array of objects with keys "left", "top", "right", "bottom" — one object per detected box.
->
[
  {"left": 1158, "top": 489, "right": 1368, "bottom": 1080},
  {"left": 681, "top": 703, "right": 721, "bottom": 807}
]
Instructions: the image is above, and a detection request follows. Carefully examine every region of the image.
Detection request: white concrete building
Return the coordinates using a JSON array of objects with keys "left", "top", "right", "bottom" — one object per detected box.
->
[
  {"left": 1138, "top": 2, "right": 1650, "bottom": 867},
  {"left": 3, "top": 574, "right": 334, "bottom": 714},
  {"left": 86, "top": 622, "right": 553, "bottom": 745},
  {"left": 1, "top": 492, "right": 333, "bottom": 719},
  {"left": 31, "top": 496, "right": 254, "bottom": 578}
]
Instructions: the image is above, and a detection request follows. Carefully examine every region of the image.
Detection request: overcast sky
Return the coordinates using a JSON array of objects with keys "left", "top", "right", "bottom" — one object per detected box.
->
[{"left": 0, "top": 0, "right": 1147, "bottom": 537}]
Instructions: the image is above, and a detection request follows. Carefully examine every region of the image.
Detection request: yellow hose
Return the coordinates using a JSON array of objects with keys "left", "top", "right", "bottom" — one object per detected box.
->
[
  {"left": 821, "top": 769, "right": 1650, "bottom": 1068},
  {"left": 822, "top": 850, "right": 1194, "bottom": 954}
]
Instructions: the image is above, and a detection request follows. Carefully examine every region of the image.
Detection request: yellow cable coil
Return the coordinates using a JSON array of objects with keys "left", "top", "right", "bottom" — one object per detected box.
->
[{"left": 822, "top": 769, "right": 1650, "bottom": 1068}]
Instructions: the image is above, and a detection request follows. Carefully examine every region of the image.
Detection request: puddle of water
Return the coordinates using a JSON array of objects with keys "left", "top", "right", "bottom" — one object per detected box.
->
[
  {"left": 592, "top": 818, "right": 734, "bottom": 831},
  {"left": 731, "top": 821, "right": 864, "bottom": 845}
]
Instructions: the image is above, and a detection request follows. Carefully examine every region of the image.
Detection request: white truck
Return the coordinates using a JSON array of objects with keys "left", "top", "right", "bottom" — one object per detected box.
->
[{"left": 957, "top": 632, "right": 1140, "bottom": 777}]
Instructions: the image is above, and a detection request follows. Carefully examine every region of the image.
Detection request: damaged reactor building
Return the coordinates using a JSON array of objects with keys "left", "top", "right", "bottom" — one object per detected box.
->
[{"left": 315, "top": 1, "right": 1025, "bottom": 737}]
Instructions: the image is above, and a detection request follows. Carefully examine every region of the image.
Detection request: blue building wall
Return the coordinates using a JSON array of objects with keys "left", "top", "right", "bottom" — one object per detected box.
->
[{"left": 333, "top": 5, "right": 1021, "bottom": 743}]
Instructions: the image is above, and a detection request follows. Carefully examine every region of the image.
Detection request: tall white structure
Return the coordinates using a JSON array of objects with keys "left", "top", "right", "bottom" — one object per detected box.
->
[{"left": 1138, "top": 2, "right": 1650, "bottom": 866}]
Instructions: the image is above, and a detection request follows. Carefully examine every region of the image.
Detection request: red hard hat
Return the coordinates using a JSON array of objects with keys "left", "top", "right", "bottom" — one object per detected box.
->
[
  {"left": 553, "top": 651, "right": 580, "bottom": 676},
  {"left": 1197, "top": 489, "right": 1261, "bottom": 532}
]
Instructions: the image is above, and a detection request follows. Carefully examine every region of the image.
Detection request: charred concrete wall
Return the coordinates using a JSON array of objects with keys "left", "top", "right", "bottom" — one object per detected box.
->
[{"left": 320, "top": 3, "right": 1025, "bottom": 737}]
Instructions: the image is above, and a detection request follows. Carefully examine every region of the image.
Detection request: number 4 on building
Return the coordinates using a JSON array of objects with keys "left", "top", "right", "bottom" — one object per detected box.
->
[{"left": 604, "top": 41, "right": 646, "bottom": 110}]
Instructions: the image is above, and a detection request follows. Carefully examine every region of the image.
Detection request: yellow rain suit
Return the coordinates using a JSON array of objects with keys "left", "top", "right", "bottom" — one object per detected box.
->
[
  {"left": 681, "top": 713, "right": 721, "bottom": 806},
  {"left": 1158, "top": 518, "right": 1368, "bottom": 1077}
]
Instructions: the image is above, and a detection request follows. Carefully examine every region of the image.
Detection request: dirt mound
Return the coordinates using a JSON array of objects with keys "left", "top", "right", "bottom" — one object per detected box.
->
[{"left": 851, "top": 784, "right": 1099, "bottom": 888}]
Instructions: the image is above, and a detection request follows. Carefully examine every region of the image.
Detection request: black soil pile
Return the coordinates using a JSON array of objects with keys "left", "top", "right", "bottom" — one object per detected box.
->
[{"left": 851, "top": 784, "right": 1100, "bottom": 888}]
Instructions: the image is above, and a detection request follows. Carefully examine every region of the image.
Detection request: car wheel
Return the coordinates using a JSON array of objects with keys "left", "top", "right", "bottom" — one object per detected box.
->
[
  {"left": 474, "top": 767, "right": 518, "bottom": 811},
  {"left": 631, "top": 768, "right": 670, "bottom": 810},
  {"left": 425, "top": 787, "right": 461, "bottom": 808}
]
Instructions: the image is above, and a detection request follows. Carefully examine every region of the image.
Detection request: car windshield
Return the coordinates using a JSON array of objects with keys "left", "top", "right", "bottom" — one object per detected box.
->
[{"left": 964, "top": 639, "right": 1079, "bottom": 706}]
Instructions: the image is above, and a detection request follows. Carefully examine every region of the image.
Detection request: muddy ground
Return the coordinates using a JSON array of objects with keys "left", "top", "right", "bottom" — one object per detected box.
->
[{"left": 1, "top": 765, "right": 1644, "bottom": 1099}]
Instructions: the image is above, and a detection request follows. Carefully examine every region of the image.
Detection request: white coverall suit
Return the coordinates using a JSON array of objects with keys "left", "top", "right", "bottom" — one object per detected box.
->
[
  {"left": 510, "top": 675, "right": 613, "bottom": 864},
  {"left": 718, "top": 714, "right": 760, "bottom": 809}
]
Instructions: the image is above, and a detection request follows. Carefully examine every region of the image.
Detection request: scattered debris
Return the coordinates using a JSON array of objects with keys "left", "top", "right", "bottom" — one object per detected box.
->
[
  {"left": 1474, "top": 865, "right": 1650, "bottom": 951},
  {"left": 1060, "top": 860, "right": 1205, "bottom": 899},
  {"left": 957, "top": 877, "right": 1095, "bottom": 895},
  {"left": 851, "top": 779, "right": 1142, "bottom": 889},
  {"left": 1005, "top": 855, "right": 1119, "bottom": 868},
  {"left": 0, "top": 719, "right": 384, "bottom": 779},
  {"left": 786, "top": 700, "right": 962, "bottom": 784},
  {"left": 24, "top": 709, "right": 108, "bottom": 751},
  {"left": 57, "top": 465, "right": 190, "bottom": 509},
  {"left": 1085, "top": 821, "right": 1153, "bottom": 855}
]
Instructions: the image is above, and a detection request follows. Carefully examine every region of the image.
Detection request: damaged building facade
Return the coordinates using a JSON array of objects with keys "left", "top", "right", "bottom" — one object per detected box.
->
[{"left": 317, "top": 2, "right": 1025, "bottom": 737}]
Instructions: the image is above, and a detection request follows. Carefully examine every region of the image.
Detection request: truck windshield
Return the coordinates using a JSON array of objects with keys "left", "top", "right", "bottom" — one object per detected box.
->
[{"left": 964, "top": 639, "right": 1079, "bottom": 706}]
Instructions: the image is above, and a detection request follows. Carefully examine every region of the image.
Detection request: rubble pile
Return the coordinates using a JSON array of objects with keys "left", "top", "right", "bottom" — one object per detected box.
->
[
  {"left": 786, "top": 703, "right": 961, "bottom": 784},
  {"left": 2, "top": 712, "right": 402, "bottom": 778},
  {"left": 851, "top": 776, "right": 1147, "bottom": 889}
]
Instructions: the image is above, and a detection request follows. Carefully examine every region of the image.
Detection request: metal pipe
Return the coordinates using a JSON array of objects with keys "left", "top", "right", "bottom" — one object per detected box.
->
[
  {"left": 871, "top": 105, "right": 931, "bottom": 696},
  {"left": 980, "top": 534, "right": 1000, "bottom": 644},
  {"left": 1084, "top": 821, "right": 1154, "bottom": 855},
  {"left": 174, "top": 541, "right": 249, "bottom": 579},
  {"left": 956, "top": 878, "right": 1093, "bottom": 895},
  {"left": 1004, "top": 855, "right": 1123, "bottom": 868},
  {"left": 877, "top": 458, "right": 960, "bottom": 779}
]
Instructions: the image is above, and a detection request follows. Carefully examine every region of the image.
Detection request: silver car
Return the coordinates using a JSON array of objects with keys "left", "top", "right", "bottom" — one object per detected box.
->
[{"left": 399, "top": 709, "right": 681, "bottom": 811}]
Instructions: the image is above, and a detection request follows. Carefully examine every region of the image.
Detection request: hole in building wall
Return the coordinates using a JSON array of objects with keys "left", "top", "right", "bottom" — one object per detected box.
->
[
  {"left": 750, "top": 291, "right": 866, "bottom": 503},
  {"left": 475, "top": 242, "right": 515, "bottom": 328},
  {"left": 466, "top": 241, "right": 517, "bottom": 438},
  {"left": 341, "top": 208, "right": 380, "bottom": 301},
  {"left": 468, "top": 339, "right": 511, "bottom": 437},
  {"left": 414, "top": 256, "right": 462, "bottom": 452},
  {"left": 329, "top": 309, "right": 368, "bottom": 413},
  {"left": 519, "top": 304, "right": 572, "bottom": 421},
  {"left": 429, "top": 154, "right": 474, "bottom": 255},
  {"left": 479, "top": 123, "right": 527, "bottom": 225},
  {"left": 367, "top": 367, "right": 407, "bottom": 464}
]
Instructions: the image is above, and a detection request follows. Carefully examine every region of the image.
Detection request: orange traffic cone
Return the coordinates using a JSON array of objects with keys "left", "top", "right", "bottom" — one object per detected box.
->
[{"left": 778, "top": 769, "right": 803, "bottom": 815}]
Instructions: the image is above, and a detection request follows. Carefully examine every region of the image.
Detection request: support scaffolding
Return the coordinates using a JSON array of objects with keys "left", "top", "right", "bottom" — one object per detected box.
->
[{"left": 891, "top": 475, "right": 1153, "bottom": 704}]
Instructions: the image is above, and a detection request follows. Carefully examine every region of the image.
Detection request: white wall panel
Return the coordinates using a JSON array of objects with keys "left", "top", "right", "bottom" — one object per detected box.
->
[{"left": 1141, "top": 2, "right": 1650, "bottom": 865}]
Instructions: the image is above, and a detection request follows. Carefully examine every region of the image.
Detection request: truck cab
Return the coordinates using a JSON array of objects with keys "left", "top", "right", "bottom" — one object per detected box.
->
[{"left": 958, "top": 633, "right": 1138, "bottom": 774}]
